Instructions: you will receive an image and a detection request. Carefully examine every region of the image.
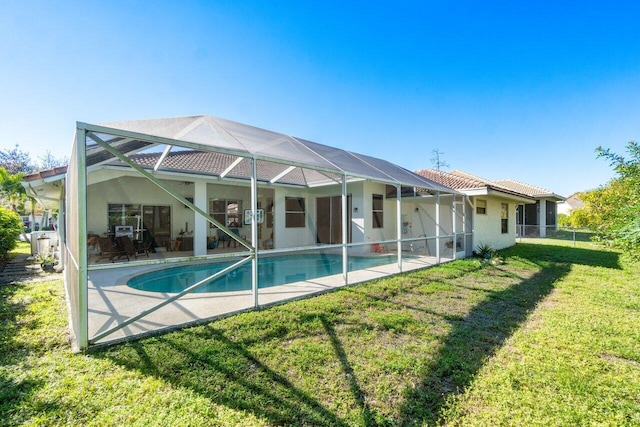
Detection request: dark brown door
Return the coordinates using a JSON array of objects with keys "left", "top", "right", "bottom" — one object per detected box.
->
[{"left": 316, "top": 196, "right": 351, "bottom": 244}]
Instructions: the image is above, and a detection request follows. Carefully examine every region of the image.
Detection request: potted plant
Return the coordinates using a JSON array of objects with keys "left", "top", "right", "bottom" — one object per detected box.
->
[{"left": 35, "top": 253, "right": 56, "bottom": 271}]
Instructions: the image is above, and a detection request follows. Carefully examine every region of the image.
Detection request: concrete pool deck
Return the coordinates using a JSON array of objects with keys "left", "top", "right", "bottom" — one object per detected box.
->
[{"left": 87, "top": 253, "right": 451, "bottom": 345}]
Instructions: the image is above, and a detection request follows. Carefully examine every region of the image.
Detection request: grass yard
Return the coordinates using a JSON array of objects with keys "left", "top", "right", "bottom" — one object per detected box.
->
[{"left": 1, "top": 238, "right": 638, "bottom": 426}]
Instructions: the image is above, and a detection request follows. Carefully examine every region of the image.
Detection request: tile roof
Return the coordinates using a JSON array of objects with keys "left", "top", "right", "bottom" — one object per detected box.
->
[
  {"left": 123, "top": 149, "right": 337, "bottom": 187},
  {"left": 414, "top": 169, "right": 532, "bottom": 199},
  {"left": 414, "top": 169, "right": 489, "bottom": 190},
  {"left": 493, "top": 179, "right": 560, "bottom": 198},
  {"left": 22, "top": 166, "right": 68, "bottom": 182},
  {"left": 414, "top": 169, "right": 564, "bottom": 202}
]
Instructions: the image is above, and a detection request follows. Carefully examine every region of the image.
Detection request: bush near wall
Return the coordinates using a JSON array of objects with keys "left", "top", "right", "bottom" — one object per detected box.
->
[{"left": 0, "top": 207, "right": 23, "bottom": 258}]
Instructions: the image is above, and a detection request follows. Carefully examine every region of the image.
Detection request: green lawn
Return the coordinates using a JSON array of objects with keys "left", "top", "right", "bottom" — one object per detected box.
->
[{"left": 1, "top": 238, "right": 638, "bottom": 426}]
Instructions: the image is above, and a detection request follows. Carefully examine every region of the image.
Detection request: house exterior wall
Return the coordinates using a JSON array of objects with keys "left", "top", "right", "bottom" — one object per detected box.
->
[
  {"left": 274, "top": 185, "right": 342, "bottom": 249},
  {"left": 403, "top": 197, "right": 437, "bottom": 238},
  {"left": 472, "top": 196, "right": 517, "bottom": 251},
  {"left": 349, "top": 181, "right": 365, "bottom": 245},
  {"left": 438, "top": 195, "right": 454, "bottom": 237},
  {"left": 85, "top": 170, "right": 458, "bottom": 256},
  {"left": 87, "top": 172, "right": 269, "bottom": 249},
  {"left": 86, "top": 174, "right": 196, "bottom": 243}
]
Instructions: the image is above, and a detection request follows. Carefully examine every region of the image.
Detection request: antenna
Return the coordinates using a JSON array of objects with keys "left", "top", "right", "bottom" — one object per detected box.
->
[{"left": 430, "top": 149, "right": 450, "bottom": 172}]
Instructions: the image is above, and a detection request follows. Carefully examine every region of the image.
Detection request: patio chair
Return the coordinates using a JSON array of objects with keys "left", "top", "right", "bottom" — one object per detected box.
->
[
  {"left": 96, "top": 237, "right": 129, "bottom": 263},
  {"left": 218, "top": 228, "right": 240, "bottom": 247},
  {"left": 116, "top": 235, "right": 149, "bottom": 259}
]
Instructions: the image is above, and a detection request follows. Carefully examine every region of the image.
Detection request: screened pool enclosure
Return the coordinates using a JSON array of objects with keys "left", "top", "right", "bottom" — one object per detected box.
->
[{"left": 63, "top": 116, "right": 471, "bottom": 350}]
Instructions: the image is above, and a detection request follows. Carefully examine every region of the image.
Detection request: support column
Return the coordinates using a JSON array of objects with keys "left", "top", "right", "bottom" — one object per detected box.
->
[
  {"left": 539, "top": 199, "right": 547, "bottom": 237},
  {"left": 58, "top": 186, "right": 66, "bottom": 269},
  {"left": 251, "top": 159, "right": 259, "bottom": 307},
  {"left": 193, "top": 180, "right": 208, "bottom": 256},
  {"left": 397, "top": 185, "right": 402, "bottom": 271},
  {"left": 435, "top": 191, "right": 440, "bottom": 264},
  {"left": 342, "top": 174, "right": 348, "bottom": 285},
  {"left": 452, "top": 196, "right": 457, "bottom": 260},
  {"left": 76, "top": 127, "right": 88, "bottom": 350},
  {"left": 462, "top": 196, "right": 467, "bottom": 256}
]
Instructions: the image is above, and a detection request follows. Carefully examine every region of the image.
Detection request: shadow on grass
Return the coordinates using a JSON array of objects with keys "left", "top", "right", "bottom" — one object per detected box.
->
[
  {"left": 98, "top": 324, "right": 348, "bottom": 426},
  {"left": 318, "top": 315, "right": 374, "bottom": 425},
  {"left": 93, "top": 242, "right": 619, "bottom": 425},
  {"left": 0, "top": 283, "right": 50, "bottom": 422},
  {"left": 398, "top": 243, "right": 620, "bottom": 425}
]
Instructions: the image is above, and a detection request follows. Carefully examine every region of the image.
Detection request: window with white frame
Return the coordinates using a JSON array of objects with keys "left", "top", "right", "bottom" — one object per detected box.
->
[
  {"left": 372, "top": 194, "right": 384, "bottom": 228},
  {"left": 501, "top": 203, "right": 509, "bottom": 234},
  {"left": 209, "top": 199, "right": 242, "bottom": 228},
  {"left": 285, "top": 197, "right": 306, "bottom": 228},
  {"left": 476, "top": 199, "right": 487, "bottom": 215}
]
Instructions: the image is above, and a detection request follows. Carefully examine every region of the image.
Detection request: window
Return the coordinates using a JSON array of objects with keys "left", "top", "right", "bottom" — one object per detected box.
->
[
  {"left": 285, "top": 197, "right": 305, "bottom": 228},
  {"left": 227, "top": 201, "right": 240, "bottom": 227},
  {"left": 108, "top": 203, "right": 171, "bottom": 245},
  {"left": 209, "top": 199, "right": 242, "bottom": 227},
  {"left": 108, "top": 203, "right": 141, "bottom": 229},
  {"left": 501, "top": 203, "right": 509, "bottom": 234},
  {"left": 476, "top": 199, "right": 487, "bottom": 215},
  {"left": 372, "top": 194, "right": 384, "bottom": 228}
]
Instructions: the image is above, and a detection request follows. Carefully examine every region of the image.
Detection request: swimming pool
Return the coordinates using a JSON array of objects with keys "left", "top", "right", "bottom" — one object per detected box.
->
[{"left": 127, "top": 253, "right": 406, "bottom": 293}]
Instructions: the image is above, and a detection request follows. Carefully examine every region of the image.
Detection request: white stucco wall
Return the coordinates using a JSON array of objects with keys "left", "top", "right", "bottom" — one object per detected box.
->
[
  {"left": 407, "top": 198, "right": 434, "bottom": 237},
  {"left": 86, "top": 169, "right": 464, "bottom": 254},
  {"left": 87, "top": 172, "right": 270, "bottom": 250},
  {"left": 472, "top": 196, "right": 517, "bottom": 251},
  {"left": 86, "top": 174, "right": 196, "bottom": 240},
  {"left": 273, "top": 181, "right": 395, "bottom": 251}
]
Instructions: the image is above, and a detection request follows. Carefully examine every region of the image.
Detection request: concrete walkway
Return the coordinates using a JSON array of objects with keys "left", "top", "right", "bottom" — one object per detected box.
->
[{"left": 0, "top": 253, "right": 62, "bottom": 285}]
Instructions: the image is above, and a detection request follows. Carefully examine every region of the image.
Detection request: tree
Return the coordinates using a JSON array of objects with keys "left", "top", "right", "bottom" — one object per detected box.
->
[
  {"left": 0, "top": 167, "right": 27, "bottom": 212},
  {"left": 576, "top": 142, "right": 640, "bottom": 257},
  {"left": 0, "top": 144, "right": 35, "bottom": 174},
  {"left": 0, "top": 206, "right": 23, "bottom": 258},
  {"left": 38, "top": 150, "right": 68, "bottom": 171}
]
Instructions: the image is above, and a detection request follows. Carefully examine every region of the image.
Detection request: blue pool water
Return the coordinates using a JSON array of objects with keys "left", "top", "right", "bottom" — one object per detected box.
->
[{"left": 127, "top": 253, "right": 404, "bottom": 293}]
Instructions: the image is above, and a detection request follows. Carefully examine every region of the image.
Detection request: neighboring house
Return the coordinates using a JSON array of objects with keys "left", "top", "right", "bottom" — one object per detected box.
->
[
  {"left": 557, "top": 192, "right": 584, "bottom": 216},
  {"left": 493, "top": 179, "right": 565, "bottom": 237},
  {"left": 23, "top": 115, "right": 470, "bottom": 350},
  {"left": 415, "top": 169, "right": 534, "bottom": 251}
]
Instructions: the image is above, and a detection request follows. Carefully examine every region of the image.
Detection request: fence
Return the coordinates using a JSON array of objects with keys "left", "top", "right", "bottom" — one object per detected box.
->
[{"left": 516, "top": 224, "right": 558, "bottom": 238}]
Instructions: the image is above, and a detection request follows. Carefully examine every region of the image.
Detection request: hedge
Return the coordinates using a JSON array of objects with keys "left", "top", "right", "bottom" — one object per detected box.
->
[{"left": 0, "top": 207, "right": 23, "bottom": 258}]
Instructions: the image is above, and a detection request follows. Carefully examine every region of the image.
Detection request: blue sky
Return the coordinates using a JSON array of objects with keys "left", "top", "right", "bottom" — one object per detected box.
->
[{"left": 1, "top": 1, "right": 639, "bottom": 197}]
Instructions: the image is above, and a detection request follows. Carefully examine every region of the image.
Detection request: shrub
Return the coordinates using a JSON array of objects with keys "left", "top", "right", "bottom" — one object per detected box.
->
[
  {"left": 475, "top": 242, "right": 495, "bottom": 259},
  {"left": 0, "top": 207, "right": 23, "bottom": 258},
  {"left": 557, "top": 213, "right": 570, "bottom": 228}
]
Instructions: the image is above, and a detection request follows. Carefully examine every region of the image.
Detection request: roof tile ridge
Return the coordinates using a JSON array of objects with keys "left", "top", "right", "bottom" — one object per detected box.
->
[
  {"left": 446, "top": 170, "right": 495, "bottom": 188},
  {"left": 495, "top": 178, "right": 551, "bottom": 194},
  {"left": 415, "top": 168, "right": 490, "bottom": 190},
  {"left": 450, "top": 169, "right": 492, "bottom": 183}
]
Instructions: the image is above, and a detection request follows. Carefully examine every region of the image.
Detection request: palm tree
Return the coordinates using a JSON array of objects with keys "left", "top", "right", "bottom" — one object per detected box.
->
[{"left": 0, "top": 167, "right": 27, "bottom": 212}]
